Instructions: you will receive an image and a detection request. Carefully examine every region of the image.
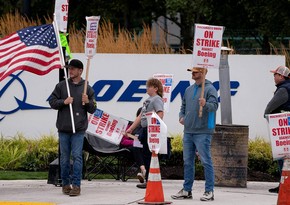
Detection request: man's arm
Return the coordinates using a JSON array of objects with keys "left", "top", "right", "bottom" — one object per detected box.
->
[
  {"left": 49, "top": 84, "right": 66, "bottom": 110},
  {"left": 85, "top": 86, "right": 97, "bottom": 114},
  {"left": 264, "top": 88, "right": 288, "bottom": 116}
]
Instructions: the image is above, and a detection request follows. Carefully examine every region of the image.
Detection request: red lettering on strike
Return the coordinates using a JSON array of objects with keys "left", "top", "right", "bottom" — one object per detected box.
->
[
  {"left": 61, "top": 4, "right": 69, "bottom": 12},
  {"left": 148, "top": 125, "right": 160, "bottom": 133},
  {"left": 204, "top": 31, "right": 213, "bottom": 38},
  {"left": 278, "top": 118, "right": 288, "bottom": 126},
  {"left": 149, "top": 137, "right": 159, "bottom": 143},
  {"left": 164, "top": 87, "right": 170, "bottom": 93},
  {"left": 86, "top": 43, "right": 95, "bottom": 48}
]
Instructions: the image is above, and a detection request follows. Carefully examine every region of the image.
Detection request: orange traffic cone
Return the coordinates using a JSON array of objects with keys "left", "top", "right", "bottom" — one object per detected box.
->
[
  {"left": 138, "top": 151, "right": 172, "bottom": 205},
  {"left": 277, "top": 158, "right": 290, "bottom": 205}
]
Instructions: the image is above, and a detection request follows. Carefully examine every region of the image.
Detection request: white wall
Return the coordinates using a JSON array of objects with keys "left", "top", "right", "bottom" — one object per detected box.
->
[{"left": 0, "top": 54, "right": 285, "bottom": 140}]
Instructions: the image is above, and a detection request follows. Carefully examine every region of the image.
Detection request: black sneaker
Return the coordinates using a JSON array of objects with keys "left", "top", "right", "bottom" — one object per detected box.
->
[
  {"left": 171, "top": 188, "right": 192, "bottom": 200},
  {"left": 136, "top": 182, "right": 147, "bottom": 189},
  {"left": 268, "top": 186, "right": 279, "bottom": 193},
  {"left": 200, "top": 191, "right": 214, "bottom": 201}
]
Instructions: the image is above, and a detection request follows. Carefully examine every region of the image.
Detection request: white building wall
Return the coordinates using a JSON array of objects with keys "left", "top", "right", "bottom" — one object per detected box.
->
[{"left": 0, "top": 54, "right": 285, "bottom": 140}]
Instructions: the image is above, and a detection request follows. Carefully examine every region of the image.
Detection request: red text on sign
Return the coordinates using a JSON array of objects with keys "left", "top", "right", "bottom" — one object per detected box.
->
[
  {"left": 149, "top": 137, "right": 159, "bottom": 143},
  {"left": 148, "top": 125, "right": 160, "bottom": 133},
  {"left": 196, "top": 39, "right": 220, "bottom": 47},
  {"left": 96, "top": 113, "right": 109, "bottom": 135}
]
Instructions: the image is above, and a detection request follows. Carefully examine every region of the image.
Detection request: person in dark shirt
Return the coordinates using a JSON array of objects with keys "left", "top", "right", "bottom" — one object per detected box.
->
[
  {"left": 120, "top": 107, "right": 146, "bottom": 183},
  {"left": 264, "top": 65, "right": 290, "bottom": 193},
  {"left": 49, "top": 59, "right": 96, "bottom": 196}
]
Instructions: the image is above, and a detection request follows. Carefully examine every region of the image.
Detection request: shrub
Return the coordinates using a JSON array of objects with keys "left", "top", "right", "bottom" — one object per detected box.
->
[
  {"left": 167, "top": 134, "right": 279, "bottom": 180},
  {"left": 0, "top": 134, "right": 58, "bottom": 171},
  {"left": 21, "top": 135, "right": 58, "bottom": 171},
  {"left": 0, "top": 132, "right": 281, "bottom": 180},
  {"left": 167, "top": 133, "right": 183, "bottom": 166},
  {"left": 0, "top": 134, "right": 28, "bottom": 170},
  {"left": 248, "top": 137, "right": 280, "bottom": 177}
]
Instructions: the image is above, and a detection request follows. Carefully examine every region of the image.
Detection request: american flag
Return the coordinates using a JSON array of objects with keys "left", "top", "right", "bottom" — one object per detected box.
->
[{"left": 0, "top": 24, "right": 62, "bottom": 81}]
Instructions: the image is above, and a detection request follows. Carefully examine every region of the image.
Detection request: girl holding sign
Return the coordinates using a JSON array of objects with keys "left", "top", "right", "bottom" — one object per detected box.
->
[{"left": 126, "top": 78, "right": 164, "bottom": 189}]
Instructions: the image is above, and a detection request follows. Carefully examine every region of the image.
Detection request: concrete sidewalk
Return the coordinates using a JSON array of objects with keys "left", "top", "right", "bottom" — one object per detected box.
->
[{"left": 0, "top": 179, "right": 278, "bottom": 205}]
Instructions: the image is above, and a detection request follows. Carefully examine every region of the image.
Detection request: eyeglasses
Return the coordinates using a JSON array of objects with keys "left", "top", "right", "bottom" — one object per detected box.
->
[{"left": 274, "top": 73, "right": 281, "bottom": 77}]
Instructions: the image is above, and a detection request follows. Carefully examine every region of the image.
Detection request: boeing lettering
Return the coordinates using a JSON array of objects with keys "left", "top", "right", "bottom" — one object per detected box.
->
[
  {"left": 0, "top": 77, "right": 240, "bottom": 122},
  {"left": 92, "top": 80, "right": 239, "bottom": 102}
]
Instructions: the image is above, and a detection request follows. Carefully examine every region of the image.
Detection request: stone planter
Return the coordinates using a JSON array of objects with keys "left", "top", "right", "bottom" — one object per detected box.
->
[{"left": 212, "top": 124, "right": 249, "bottom": 188}]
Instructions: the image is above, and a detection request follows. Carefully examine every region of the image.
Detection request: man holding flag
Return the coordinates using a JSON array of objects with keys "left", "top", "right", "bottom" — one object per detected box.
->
[{"left": 49, "top": 59, "right": 96, "bottom": 196}]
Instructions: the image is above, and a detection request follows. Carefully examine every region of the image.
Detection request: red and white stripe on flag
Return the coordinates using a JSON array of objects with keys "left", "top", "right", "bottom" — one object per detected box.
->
[{"left": 0, "top": 24, "right": 62, "bottom": 82}]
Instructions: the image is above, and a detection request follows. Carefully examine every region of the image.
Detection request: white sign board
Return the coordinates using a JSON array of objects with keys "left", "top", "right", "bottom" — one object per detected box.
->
[
  {"left": 153, "top": 74, "right": 173, "bottom": 112},
  {"left": 192, "top": 24, "right": 224, "bottom": 69},
  {"left": 266, "top": 113, "right": 290, "bottom": 160},
  {"left": 146, "top": 112, "right": 167, "bottom": 154},
  {"left": 0, "top": 54, "right": 285, "bottom": 140},
  {"left": 87, "top": 108, "right": 129, "bottom": 145},
  {"left": 54, "top": 0, "right": 69, "bottom": 33},
  {"left": 85, "top": 16, "right": 100, "bottom": 58}
]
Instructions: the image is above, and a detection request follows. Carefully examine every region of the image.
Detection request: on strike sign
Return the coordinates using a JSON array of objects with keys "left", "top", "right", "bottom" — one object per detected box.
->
[
  {"left": 153, "top": 73, "right": 173, "bottom": 113},
  {"left": 85, "top": 16, "right": 100, "bottom": 58},
  {"left": 146, "top": 112, "right": 168, "bottom": 154},
  {"left": 87, "top": 109, "right": 129, "bottom": 145},
  {"left": 192, "top": 24, "right": 224, "bottom": 69},
  {"left": 266, "top": 113, "right": 290, "bottom": 160},
  {"left": 54, "top": 0, "right": 69, "bottom": 33}
]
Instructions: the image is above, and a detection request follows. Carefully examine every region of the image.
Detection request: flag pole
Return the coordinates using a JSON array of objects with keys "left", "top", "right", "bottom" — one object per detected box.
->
[{"left": 53, "top": 14, "right": 76, "bottom": 133}]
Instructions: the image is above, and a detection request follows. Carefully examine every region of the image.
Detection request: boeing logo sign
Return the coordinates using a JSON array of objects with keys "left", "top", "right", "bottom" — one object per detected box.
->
[
  {"left": 93, "top": 80, "right": 239, "bottom": 102},
  {"left": 0, "top": 74, "right": 239, "bottom": 121},
  {"left": 0, "top": 54, "right": 285, "bottom": 139},
  {"left": 0, "top": 72, "right": 50, "bottom": 121}
]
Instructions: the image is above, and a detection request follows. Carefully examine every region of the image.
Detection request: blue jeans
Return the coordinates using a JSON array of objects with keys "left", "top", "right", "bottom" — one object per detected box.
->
[
  {"left": 183, "top": 133, "right": 214, "bottom": 192},
  {"left": 59, "top": 131, "right": 85, "bottom": 187}
]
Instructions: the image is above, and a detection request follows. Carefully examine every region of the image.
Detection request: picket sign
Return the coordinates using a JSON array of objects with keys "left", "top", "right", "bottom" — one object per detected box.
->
[
  {"left": 145, "top": 112, "right": 168, "bottom": 154},
  {"left": 85, "top": 16, "right": 100, "bottom": 58},
  {"left": 192, "top": 23, "right": 224, "bottom": 69},
  {"left": 87, "top": 109, "right": 129, "bottom": 145},
  {"left": 266, "top": 113, "right": 290, "bottom": 160},
  {"left": 191, "top": 24, "right": 224, "bottom": 117},
  {"left": 54, "top": 0, "right": 69, "bottom": 33},
  {"left": 153, "top": 74, "right": 173, "bottom": 113},
  {"left": 83, "top": 16, "right": 101, "bottom": 104}
]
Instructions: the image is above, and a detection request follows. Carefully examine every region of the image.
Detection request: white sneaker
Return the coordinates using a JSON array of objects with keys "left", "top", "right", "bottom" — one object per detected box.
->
[
  {"left": 171, "top": 188, "right": 192, "bottom": 200},
  {"left": 137, "top": 170, "right": 146, "bottom": 183},
  {"left": 200, "top": 191, "right": 214, "bottom": 201}
]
